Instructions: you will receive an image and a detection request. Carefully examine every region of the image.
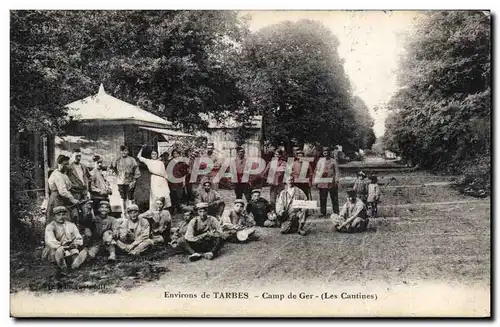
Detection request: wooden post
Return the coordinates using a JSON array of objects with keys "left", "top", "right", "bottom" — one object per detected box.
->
[{"left": 42, "top": 134, "right": 49, "bottom": 201}]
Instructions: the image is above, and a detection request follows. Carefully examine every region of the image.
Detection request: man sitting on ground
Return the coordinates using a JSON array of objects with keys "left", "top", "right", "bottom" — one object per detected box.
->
[
  {"left": 42, "top": 206, "right": 88, "bottom": 273},
  {"left": 180, "top": 203, "right": 224, "bottom": 261},
  {"left": 92, "top": 200, "right": 121, "bottom": 261},
  {"left": 330, "top": 190, "right": 369, "bottom": 233},
  {"left": 276, "top": 176, "right": 309, "bottom": 235},
  {"left": 138, "top": 197, "right": 172, "bottom": 246},
  {"left": 116, "top": 204, "right": 154, "bottom": 256},
  {"left": 195, "top": 180, "right": 225, "bottom": 218},
  {"left": 169, "top": 209, "right": 194, "bottom": 249},
  {"left": 246, "top": 189, "right": 274, "bottom": 227},
  {"left": 221, "top": 199, "right": 259, "bottom": 242}
]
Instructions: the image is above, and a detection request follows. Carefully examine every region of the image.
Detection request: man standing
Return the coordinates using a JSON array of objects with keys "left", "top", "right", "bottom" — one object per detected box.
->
[
  {"left": 316, "top": 147, "right": 340, "bottom": 216},
  {"left": 109, "top": 145, "right": 141, "bottom": 217},
  {"left": 195, "top": 180, "right": 225, "bottom": 218},
  {"left": 67, "top": 148, "right": 92, "bottom": 221},
  {"left": 205, "top": 143, "right": 221, "bottom": 191},
  {"left": 276, "top": 176, "right": 309, "bottom": 235},
  {"left": 331, "top": 190, "right": 369, "bottom": 233},
  {"left": 261, "top": 150, "right": 286, "bottom": 207},
  {"left": 292, "top": 150, "right": 313, "bottom": 200},
  {"left": 234, "top": 147, "right": 252, "bottom": 202},
  {"left": 180, "top": 203, "right": 224, "bottom": 261},
  {"left": 116, "top": 204, "right": 153, "bottom": 256},
  {"left": 221, "top": 199, "right": 259, "bottom": 242},
  {"left": 42, "top": 206, "right": 88, "bottom": 273},
  {"left": 246, "top": 189, "right": 273, "bottom": 227},
  {"left": 89, "top": 155, "right": 112, "bottom": 215}
]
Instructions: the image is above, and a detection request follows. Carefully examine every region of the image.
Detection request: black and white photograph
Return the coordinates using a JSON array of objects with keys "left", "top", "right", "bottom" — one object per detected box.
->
[{"left": 9, "top": 9, "right": 491, "bottom": 317}]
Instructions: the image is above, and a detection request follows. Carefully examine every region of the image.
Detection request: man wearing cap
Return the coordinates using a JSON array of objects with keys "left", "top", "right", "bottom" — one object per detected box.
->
[
  {"left": 90, "top": 155, "right": 112, "bottom": 215},
  {"left": 170, "top": 209, "right": 194, "bottom": 249},
  {"left": 203, "top": 143, "right": 221, "bottom": 191},
  {"left": 46, "top": 154, "right": 80, "bottom": 225},
  {"left": 292, "top": 150, "right": 314, "bottom": 200},
  {"left": 316, "top": 147, "right": 340, "bottom": 216},
  {"left": 331, "top": 190, "right": 369, "bottom": 233},
  {"left": 67, "top": 148, "right": 92, "bottom": 205},
  {"left": 261, "top": 149, "right": 287, "bottom": 208},
  {"left": 246, "top": 189, "right": 273, "bottom": 227},
  {"left": 234, "top": 147, "right": 253, "bottom": 202},
  {"left": 352, "top": 171, "right": 369, "bottom": 203},
  {"left": 89, "top": 200, "right": 122, "bottom": 261},
  {"left": 195, "top": 180, "right": 225, "bottom": 218},
  {"left": 109, "top": 145, "right": 141, "bottom": 217},
  {"left": 116, "top": 204, "right": 154, "bottom": 256},
  {"left": 221, "top": 199, "right": 258, "bottom": 242},
  {"left": 181, "top": 202, "right": 223, "bottom": 261},
  {"left": 139, "top": 197, "right": 172, "bottom": 246},
  {"left": 276, "top": 176, "right": 309, "bottom": 235},
  {"left": 42, "top": 206, "right": 88, "bottom": 272}
]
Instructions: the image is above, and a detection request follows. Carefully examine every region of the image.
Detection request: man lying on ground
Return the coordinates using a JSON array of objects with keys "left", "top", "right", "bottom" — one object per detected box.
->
[
  {"left": 221, "top": 199, "right": 259, "bottom": 242},
  {"left": 246, "top": 189, "right": 275, "bottom": 227},
  {"left": 180, "top": 202, "right": 223, "bottom": 261},
  {"left": 116, "top": 204, "right": 154, "bottom": 256},
  {"left": 330, "top": 190, "right": 369, "bottom": 233},
  {"left": 276, "top": 176, "right": 309, "bottom": 235},
  {"left": 42, "top": 206, "right": 89, "bottom": 273},
  {"left": 195, "top": 180, "right": 225, "bottom": 218},
  {"left": 138, "top": 197, "right": 172, "bottom": 246}
]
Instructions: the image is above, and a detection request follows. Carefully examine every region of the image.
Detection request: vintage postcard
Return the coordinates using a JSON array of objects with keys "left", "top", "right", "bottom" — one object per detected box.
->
[{"left": 10, "top": 9, "right": 491, "bottom": 317}]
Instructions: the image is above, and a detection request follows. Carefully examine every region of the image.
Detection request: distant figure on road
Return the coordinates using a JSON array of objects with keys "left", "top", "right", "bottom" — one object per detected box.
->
[
  {"left": 366, "top": 175, "right": 381, "bottom": 218},
  {"left": 353, "top": 171, "right": 369, "bottom": 203},
  {"left": 331, "top": 190, "right": 369, "bottom": 233}
]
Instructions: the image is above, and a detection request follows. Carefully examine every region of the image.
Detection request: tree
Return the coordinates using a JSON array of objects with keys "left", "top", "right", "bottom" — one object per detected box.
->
[
  {"left": 238, "top": 19, "right": 363, "bottom": 152},
  {"left": 383, "top": 11, "right": 490, "bottom": 171}
]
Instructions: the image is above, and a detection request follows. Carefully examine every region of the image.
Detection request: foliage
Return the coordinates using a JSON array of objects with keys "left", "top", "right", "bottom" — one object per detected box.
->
[
  {"left": 383, "top": 11, "right": 491, "bottom": 193},
  {"left": 238, "top": 19, "right": 373, "bottom": 152}
]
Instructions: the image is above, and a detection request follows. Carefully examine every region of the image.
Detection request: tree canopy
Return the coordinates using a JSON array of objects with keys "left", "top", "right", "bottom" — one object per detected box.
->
[
  {"left": 383, "top": 11, "right": 491, "bottom": 171},
  {"left": 238, "top": 19, "right": 372, "bottom": 151}
]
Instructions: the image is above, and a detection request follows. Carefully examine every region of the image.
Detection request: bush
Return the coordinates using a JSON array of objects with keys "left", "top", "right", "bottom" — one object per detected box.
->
[{"left": 451, "top": 155, "right": 490, "bottom": 198}]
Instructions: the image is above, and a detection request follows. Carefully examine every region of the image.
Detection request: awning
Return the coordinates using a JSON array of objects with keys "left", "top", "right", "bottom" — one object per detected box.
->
[{"left": 139, "top": 126, "right": 195, "bottom": 138}]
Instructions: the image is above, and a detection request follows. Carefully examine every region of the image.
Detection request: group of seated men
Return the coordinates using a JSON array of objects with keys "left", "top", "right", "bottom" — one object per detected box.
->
[{"left": 42, "top": 175, "right": 369, "bottom": 271}]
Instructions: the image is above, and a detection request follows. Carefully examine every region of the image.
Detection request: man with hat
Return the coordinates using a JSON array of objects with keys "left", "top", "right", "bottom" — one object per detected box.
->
[
  {"left": 221, "top": 199, "right": 258, "bottom": 242},
  {"left": 352, "top": 171, "right": 369, "bottom": 203},
  {"left": 138, "top": 197, "right": 172, "bottom": 246},
  {"left": 316, "top": 146, "right": 340, "bottom": 216},
  {"left": 180, "top": 202, "right": 224, "bottom": 261},
  {"left": 330, "top": 190, "right": 369, "bottom": 233},
  {"left": 67, "top": 148, "right": 92, "bottom": 211},
  {"left": 89, "top": 154, "right": 112, "bottom": 215},
  {"left": 234, "top": 147, "right": 253, "bottom": 202},
  {"left": 46, "top": 154, "right": 80, "bottom": 225},
  {"left": 276, "top": 176, "right": 309, "bottom": 235},
  {"left": 115, "top": 204, "right": 154, "bottom": 256},
  {"left": 195, "top": 180, "right": 225, "bottom": 218},
  {"left": 89, "top": 200, "right": 122, "bottom": 261},
  {"left": 246, "top": 189, "right": 273, "bottom": 227},
  {"left": 109, "top": 145, "right": 141, "bottom": 218},
  {"left": 291, "top": 149, "right": 314, "bottom": 200},
  {"left": 203, "top": 142, "right": 221, "bottom": 191},
  {"left": 42, "top": 206, "right": 88, "bottom": 272}
]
